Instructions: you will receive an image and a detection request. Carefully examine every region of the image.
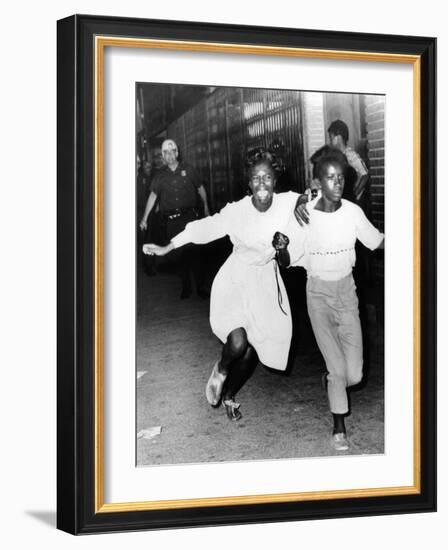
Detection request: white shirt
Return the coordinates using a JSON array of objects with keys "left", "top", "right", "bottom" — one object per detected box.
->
[{"left": 291, "top": 199, "right": 384, "bottom": 281}]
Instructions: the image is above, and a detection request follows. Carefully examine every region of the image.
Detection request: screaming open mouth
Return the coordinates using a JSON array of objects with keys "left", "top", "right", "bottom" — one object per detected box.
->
[{"left": 256, "top": 190, "right": 269, "bottom": 200}]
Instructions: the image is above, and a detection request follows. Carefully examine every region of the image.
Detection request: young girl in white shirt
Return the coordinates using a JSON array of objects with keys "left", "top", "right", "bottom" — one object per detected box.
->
[{"left": 288, "top": 153, "right": 384, "bottom": 451}]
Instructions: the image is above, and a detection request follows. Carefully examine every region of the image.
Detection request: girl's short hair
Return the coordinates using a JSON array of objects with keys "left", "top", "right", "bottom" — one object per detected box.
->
[
  {"left": 311, "top": 146, "right": 348, "bottom": 179},
  {"left": 315, "top": 151, "right": 348, "bottom": 180}
]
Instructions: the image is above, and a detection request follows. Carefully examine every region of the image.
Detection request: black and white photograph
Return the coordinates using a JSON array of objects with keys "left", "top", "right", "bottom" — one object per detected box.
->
[{"left": 135, "top": 83, "right": 385, "bottom": 466}]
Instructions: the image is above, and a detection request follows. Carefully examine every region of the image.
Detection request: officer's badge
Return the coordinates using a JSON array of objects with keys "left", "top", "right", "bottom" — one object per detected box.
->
[{"left": 181, "top": 170, "right": 187, "bottom": 177}]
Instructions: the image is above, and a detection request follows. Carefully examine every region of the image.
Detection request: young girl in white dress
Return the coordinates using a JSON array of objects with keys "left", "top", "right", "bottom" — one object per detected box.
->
[{"left": 143, "top": 154, "right": 301, "bottom": 421}]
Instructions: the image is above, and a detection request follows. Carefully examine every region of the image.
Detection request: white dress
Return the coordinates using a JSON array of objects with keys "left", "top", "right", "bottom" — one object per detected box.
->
[{"left": 171, "top": 192, "right": 303, "bottom": 371}]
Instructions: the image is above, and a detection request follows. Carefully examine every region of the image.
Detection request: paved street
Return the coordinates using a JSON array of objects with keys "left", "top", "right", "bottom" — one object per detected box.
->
[{"left": 136, "top": 258, "right": 384, "bottom": 466}]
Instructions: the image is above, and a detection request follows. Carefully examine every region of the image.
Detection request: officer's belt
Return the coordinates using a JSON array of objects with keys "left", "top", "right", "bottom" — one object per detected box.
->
[{"left": 162, "top": 207, "right": 197, "bottom": 220}]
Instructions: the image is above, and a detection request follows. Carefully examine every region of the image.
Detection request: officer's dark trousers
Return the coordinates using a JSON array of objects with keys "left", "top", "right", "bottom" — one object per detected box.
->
[{"left": 165, "top": 212, "right": 205, "bottom": 294}]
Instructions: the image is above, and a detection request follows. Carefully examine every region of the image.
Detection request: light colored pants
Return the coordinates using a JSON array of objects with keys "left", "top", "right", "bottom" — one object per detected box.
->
[{"left": 306, "top": 274, "right": 363, "bottom": 414}]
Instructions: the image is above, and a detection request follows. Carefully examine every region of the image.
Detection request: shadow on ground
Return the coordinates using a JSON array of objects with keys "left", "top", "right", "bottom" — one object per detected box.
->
[{"left": 25, "top": 511, "right": 56, "bottom": 528}]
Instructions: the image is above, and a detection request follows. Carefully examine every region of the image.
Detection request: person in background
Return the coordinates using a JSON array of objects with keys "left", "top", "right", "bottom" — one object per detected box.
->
[
  {"left": 139, "top": 139, "right": 210, "bottom": 299},
  {"left": 327, "top": 119, "right": 370, "bottom": 211}
]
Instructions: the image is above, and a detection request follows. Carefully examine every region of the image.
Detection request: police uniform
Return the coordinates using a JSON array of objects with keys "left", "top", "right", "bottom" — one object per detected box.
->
[
  {"left": 150, "top": 161, "right": 204, "bottom": 295},
  {"left": 151, "top": 162, "right": 201, "bottom": 234}
]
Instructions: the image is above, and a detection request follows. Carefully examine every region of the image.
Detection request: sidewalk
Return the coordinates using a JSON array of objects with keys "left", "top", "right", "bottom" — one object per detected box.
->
[{"left": 136, "top": 267, "right": 384, "bottom": 466}]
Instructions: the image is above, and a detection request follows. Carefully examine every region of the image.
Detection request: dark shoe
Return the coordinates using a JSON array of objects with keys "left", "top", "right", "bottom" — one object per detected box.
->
[
  {"left": 205, "top": 362, "right": 227, "bottom": 406},
  {"left": 197, "top": 288, "right": 210, "bottom": 299},
  {"left": 180, "top": 286, "right": 192, "bottom": 299},
  {"left": 222, "top": 398, "right": 242, "bottom": 421}
]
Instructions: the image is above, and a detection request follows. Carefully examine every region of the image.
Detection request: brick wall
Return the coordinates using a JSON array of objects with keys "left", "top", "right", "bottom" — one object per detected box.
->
[
  {"left": 364, "top": 95, "right": 385, "bottom": 281},
  {"left": 365, "top": 96, "right": 385, "bottom": 233}
]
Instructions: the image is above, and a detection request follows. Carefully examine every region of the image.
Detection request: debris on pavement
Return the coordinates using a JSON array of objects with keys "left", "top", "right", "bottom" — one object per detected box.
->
[{"left": 137, "top": 426, "right": 162, "bottom": 440}]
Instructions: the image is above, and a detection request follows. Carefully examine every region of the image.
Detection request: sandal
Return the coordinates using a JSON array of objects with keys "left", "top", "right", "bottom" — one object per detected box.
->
[
  {"left": 205, "top": 362, "right": 227, "bottom": 406},
  {"left": 222, "top": 398, "right": 242, "bottom": 421}
]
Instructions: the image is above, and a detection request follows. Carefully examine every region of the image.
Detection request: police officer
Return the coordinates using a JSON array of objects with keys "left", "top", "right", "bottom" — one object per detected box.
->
[{"left": 140, "top": 139, "right": 210, "bottom": 299}]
